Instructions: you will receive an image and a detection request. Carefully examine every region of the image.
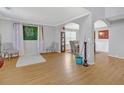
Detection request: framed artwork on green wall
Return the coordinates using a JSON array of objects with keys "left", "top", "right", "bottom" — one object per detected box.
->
[{"left": 23, "top": 26, "right": 38, "bottom": 40}]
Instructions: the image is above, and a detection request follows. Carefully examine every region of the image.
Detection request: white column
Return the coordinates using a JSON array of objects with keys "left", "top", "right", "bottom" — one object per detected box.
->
[{"left": 79, "top": 14, "right": 94, "bottom": 65}]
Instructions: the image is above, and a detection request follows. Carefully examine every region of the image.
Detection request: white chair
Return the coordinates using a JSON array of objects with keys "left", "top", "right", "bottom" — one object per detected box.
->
[
  {"left": 2, "top": 43, "right": 19, "bottom": 60},
  {"left": 50, "top": 42, "right": 58, "bottom": 52},
  {"left": 46, "top": 42, "right": 58, "bottom": 52}
]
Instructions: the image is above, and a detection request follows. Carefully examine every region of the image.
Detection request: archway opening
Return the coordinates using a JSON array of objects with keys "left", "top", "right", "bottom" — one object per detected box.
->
[
  {"left": 94, "top": 20, "right": 109, "bottom": 53},
  {"left": 63, "top": 23, "right": 79, "bottom": 52}
]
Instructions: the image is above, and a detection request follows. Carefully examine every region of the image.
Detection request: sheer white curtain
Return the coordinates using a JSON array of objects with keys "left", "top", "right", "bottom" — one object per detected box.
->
[
  {"left": 38, "top": 26, "right": 44, "bottom": 53},
  {"left": 13, "top": 23, "right": 24, "bottom": 56},
  {"left": 54, "top": 26, "right": 61, "bottom": 52}
]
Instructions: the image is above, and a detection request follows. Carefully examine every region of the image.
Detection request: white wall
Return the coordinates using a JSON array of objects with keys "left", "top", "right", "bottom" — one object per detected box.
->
[
  {"left": 105, "top": 7, "right": 124, "bottom": 18},
  {"left": 85, "top": 7, "right": 105, "bottom": 22},
  {"left": 23, "top": 25, "right": 58, "bottom": 54},
  {"left": 70, "top": 15, "right": 94, "bottom": 65},
  {"left": 0, "top": 19, "right": 39, "bottom": 55},
  {"left": 86, "top": 7, "right": 124, "bottom": 59},
  {"left": 109, "top": 20, "right": 124, "bottom": 59},
  {"left": 95, "top": 28, "right": 109, "bottom": 52},
  {"left": 0, "top": 19, "right": 59, "bottom": 54},
  {"left": 24, "top": 40, "right": 38, "bottom": 55},
  {"left": 0, "top": 19, "right": 14, "bottom": 43},
  {"left": 43, "top": 25, "right": 58, "bottom": 52},
  {"left": 86, "top": 7, "right": 124, "bottom": 20}
]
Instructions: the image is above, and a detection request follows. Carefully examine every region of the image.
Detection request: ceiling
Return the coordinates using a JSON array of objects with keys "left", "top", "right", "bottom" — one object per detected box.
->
[{"left": 0, "top": 7, "right": 89, "bottom": 26}]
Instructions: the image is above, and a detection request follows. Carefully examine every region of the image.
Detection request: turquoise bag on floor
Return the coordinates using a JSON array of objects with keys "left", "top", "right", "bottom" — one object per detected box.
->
[{"left": 75, "top": 54, "right": 83, "bottom": 65}]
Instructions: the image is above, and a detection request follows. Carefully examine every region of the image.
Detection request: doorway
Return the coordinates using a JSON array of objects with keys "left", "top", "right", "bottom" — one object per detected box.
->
[
  {"left": 94, "top": 20, "right": 109, "bottom": 54},
  {"left": 65, "top": 31, "right": 77, "bottom": 52},
  {"left": 63, "top": 23, "right": 79, "bottom": 52}
]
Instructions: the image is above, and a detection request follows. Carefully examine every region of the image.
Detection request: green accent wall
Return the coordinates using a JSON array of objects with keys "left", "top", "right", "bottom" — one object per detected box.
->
[{"left": 23, "top": 26, "right": 38, "bottom": 40}]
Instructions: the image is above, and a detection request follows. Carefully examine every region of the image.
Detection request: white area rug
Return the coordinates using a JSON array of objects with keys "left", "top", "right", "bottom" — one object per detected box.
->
[{"left": 16, "top": 55, "right": 46, "bottom": 67}]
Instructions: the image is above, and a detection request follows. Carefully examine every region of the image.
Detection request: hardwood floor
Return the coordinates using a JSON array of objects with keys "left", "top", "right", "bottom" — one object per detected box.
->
[{"left": 0, "top": 52, "right": 124, "bottom": 85}]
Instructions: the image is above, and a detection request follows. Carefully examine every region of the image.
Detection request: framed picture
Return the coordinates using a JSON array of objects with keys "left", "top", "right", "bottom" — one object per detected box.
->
[
  {"left": 98, "top": 30, "right": 109, "bottom": 39},
  {"left": 23, "top": 26, "right": 38, "bottom": 40}
]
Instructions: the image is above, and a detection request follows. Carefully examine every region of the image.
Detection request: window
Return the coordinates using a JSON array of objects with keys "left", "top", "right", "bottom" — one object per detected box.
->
[{"left": 65, "top": 31, "right": 76, "bottom": 51}]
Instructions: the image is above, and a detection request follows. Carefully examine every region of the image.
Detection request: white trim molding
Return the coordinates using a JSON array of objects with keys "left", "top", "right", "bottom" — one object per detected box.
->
[{"left": 108, "top": 54, "right": 124, "bottom": 60}]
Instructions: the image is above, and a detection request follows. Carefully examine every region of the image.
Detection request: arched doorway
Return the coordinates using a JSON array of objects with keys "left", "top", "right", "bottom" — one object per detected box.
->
[
  {"left": 94, "top": 20, "right": 109, "bottom": 53},
  {"left": 63, "top": 23, "right": 79, "bottom": 52}
]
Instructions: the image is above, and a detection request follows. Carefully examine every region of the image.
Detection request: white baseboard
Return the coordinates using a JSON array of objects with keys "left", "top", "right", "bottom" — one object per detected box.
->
[{"left": 108, "top": 54, "right": 124, "bottom": 60}]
